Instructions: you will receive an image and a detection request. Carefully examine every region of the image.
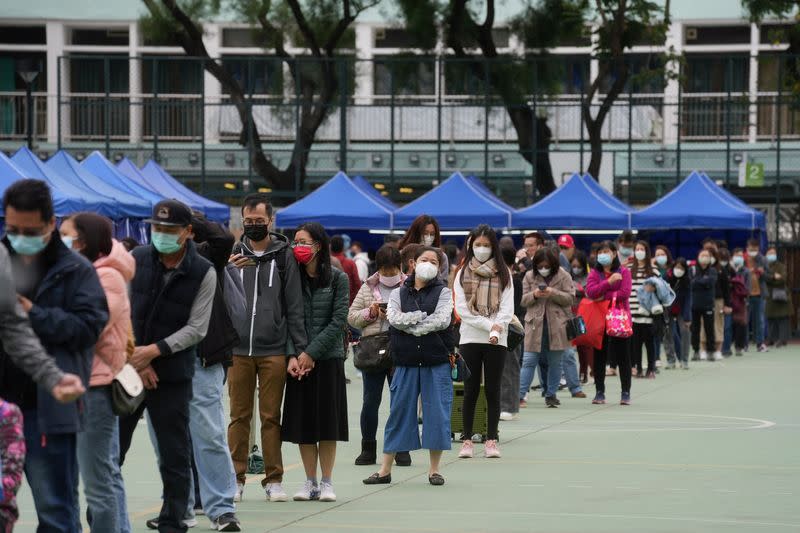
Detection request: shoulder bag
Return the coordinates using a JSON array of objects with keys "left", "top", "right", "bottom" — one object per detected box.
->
[
  {"left": 506, "top": 315, "right": 525, "bottom": 351},
  {"left": 111, "top": 364, "right": 145, "bottom": 416},
  {"left": 353, "top": 330, "right": 392, "bottom": 372}
]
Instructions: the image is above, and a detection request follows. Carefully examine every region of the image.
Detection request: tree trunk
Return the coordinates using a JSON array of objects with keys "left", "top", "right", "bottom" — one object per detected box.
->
[{"left": 586, "top": 121, "right": 604, "bottom": 181}]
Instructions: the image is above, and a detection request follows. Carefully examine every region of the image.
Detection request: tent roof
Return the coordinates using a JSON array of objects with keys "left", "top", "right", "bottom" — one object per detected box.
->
[
  {"left": 10, "top": 147, "right": 110, "bottom": 216},
  {"left": 81, "top": 152, "right": 164, "bottom": 206},
  {"left": 0, "top": 153, "right": 69, "bottom": 217},
  {"left": 465, "top": 175, "right": 517, "bottom": 213},
  {"left": 47, "top": 151, "right": 153, "bottom": 218},
  {"left": 394, "top": 172, "right": 513, "bottom": 229},
  {"left": 136, "top": 160, "right": 230, "bottom": 222},
  {"left": 275, "top": 171, "right": 395, "bottom": 230},
  {"left": 513, "top": 174, "right": 632, "bottom": 229},
  {"left": 631, "top": 171, "right": 766, "bottom": 230},
  {"left": 352, "top": 175, "right": 396, "bottom": 210}
]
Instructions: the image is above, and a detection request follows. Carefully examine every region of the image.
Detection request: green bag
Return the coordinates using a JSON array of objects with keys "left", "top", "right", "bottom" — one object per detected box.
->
[{"left": 247, "top": 445, "right": 265, "bottom": 475}]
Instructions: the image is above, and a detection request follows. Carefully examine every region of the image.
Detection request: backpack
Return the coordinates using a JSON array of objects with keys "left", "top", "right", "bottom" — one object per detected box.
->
[{"left": 223, "top": 263, "right": 248, "bottom": 327}]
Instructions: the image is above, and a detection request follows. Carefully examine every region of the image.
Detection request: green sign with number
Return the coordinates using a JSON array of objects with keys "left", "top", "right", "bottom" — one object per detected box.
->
[{"left": 744, "top": 162, "right": 765, "bottom": 187}]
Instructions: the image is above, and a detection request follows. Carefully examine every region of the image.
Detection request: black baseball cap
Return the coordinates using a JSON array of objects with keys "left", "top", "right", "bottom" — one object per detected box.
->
[{"left": 145, "top": 199, "right": 192, "bottom": 227}]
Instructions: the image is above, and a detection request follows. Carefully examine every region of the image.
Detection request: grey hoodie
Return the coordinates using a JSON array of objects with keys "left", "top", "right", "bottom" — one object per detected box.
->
[
  {"left": 232, "top": 232, "right": 307, "bottom": 356},
  {"left": 0, "top": 244, "right": 65, "bottom": 393}
]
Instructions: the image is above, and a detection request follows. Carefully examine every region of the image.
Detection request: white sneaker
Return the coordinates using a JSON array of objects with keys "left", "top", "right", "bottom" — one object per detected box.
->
[
  {"left": 699, "top": 350, "right": 708, "bottom": 361},
  {"left": 265, "top": 482, "right": 289, "bottom": 502},
  {"left": 458, "top": 440, "right": 474, "bottom": 459},
  {"left": 499, "top": 411, "right": 518, "bottom": 421},
  {"left": 712, "top": 351, "right": 723, "bottom": 361},
  {"left": 233, "top": 483, "right": 244, "bottom": 503},
  {"left": 319, "top": 481, "right": 336, "bottom": 502},
  {"left": 293, "top": 480, "right": 320, "bottom": 501}
]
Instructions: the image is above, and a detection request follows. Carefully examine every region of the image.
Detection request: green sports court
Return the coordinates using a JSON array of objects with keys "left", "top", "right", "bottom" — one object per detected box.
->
[{"left": 15, "top": 345, "right": 800, "bottom": 533}]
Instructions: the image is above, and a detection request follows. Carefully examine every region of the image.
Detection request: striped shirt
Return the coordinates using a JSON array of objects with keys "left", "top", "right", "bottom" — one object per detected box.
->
[{"left": 630, "top": 265, "right": 659, "bottom": 324}]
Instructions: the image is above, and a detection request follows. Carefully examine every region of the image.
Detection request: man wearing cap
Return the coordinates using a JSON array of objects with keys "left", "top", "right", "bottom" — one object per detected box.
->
[{"left": 119, "top": 200, "right": 238, "bottom": 532}]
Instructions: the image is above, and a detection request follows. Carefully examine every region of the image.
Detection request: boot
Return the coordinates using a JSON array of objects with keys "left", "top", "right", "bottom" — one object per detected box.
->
[
  {"left": 355, "top": 440, "right": 377, "bottom": 465},
  {"left": 395, "top": 451, "right": 412, "bottom": 467}
]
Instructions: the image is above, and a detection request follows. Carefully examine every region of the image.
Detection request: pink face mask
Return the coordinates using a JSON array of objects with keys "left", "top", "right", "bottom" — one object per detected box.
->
[{"left": 379, "top": 273, "right": 402, "bottom": 287}]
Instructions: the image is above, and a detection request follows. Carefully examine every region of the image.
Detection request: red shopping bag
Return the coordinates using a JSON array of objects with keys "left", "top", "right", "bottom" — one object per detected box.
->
[{"left": 573, "top": 298, "right": 609, "bottom": 349}]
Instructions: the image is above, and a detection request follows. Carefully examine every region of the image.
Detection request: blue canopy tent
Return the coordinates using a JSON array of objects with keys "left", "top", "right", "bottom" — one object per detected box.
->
[
  {"left": 352, "top": 175, "right": 396, "bottom": 210},
  {"left": 276, "top": 171, "right": 395, "bottom": 230},
  {"left": 0, "top": 153, "right": 73, "bottom": 219},
  {"left": 131, "top": 159, "right": 230, "bottom": 222},
  {"left": 11, "top": 147, "right": 108, "bottom": 216},
  {"left": 394, "top": 172, "right": 513, "bottom": 229},
  {"left": 631, "top": 171, "right": 768, "bottom": 257},
  {"left": 465, "top": 175, "right": 517, "bottom": 213},
  {"left": 82, "top": 152, "right": 164, "bottom": 207},
  {"left": 512, "top": 173, "right": 633, "bottom": 230}
]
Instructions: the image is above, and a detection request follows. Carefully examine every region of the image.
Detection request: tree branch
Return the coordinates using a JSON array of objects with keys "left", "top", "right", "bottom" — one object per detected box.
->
[
  {"left": 255, "top": 0, "right": 290, "bottom": 59},
  {"left": 483, "top": 0, "right": 495, "bottom": 30},
  {"left": 595, "top": 0, "right": 607, "bottom": 25},
  {"left": 286, "top": 0, "right": 322, "bottom": 56}
]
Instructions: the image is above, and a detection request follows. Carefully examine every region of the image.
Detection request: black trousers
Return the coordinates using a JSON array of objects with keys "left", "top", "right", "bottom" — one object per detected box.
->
[
  {"left": 593, "top": 334, "right": 632, "bottom": 395},
  {"left": 691, "top": 308, "right": 715, "bottom": 353},
  {"left": 632, "top": 322, "right": 656, "bottom": 374},
  {"left": 119, "top": 380, "right": 193, "bottom": 533},
  {"left": 460, "top": 343, "right": 506, "bottom": 441},
  {"left": 732, "top": 320, "right": 747, "bottom": 351}
]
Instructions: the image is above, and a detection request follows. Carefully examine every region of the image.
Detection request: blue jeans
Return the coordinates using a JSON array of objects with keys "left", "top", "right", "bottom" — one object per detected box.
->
[
  {"left": 723, "top": 314, "right": 733, "bottom": 353},
  {"left": 360, "top": 369, "right": 391, "bottom": 442},
  {"left": 383, "top": 364, "right": 452, "bottom": 453},
  {"left": 76, "top": 386, "right": 130, "bottom": 533},
  {"left": 748, "top": 296, "right": 765, "bottom": 346},
  {"left": 560, "top": 349, "right": 582, "bottom": 394},
  {"left": 521, "top": 350, "right": 566, "bottom": 398},
  {"left": 23, "top": 409, "right": 80, "bottom": 533}
]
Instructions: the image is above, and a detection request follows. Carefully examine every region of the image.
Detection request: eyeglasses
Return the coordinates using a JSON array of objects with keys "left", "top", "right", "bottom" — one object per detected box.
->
[{"left": 292, "top": 240, "right": 316, "bottom": 247}]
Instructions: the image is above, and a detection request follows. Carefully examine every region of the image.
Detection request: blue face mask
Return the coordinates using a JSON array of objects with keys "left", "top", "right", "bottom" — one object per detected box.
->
[
  {"left": 619, "top": 247, "right": 633, "bottom": 257},
  {"left": 655, "top": 255, "right": 667, "bottom": 266},
  {"left": 61, "top": 235, "right": 74, "bottom": 250},
  {"left": 766, "top": 254, "right": 777, "bottom": 263},
  {"left": 732, "top": 256, "right": 744, "bottom": 268},
  {"left": 151, "top": 231, "right": 183, "bottom": 255},
  {"left": 7, "top": 233, "right": 48, "bottom": 256},
  {"left": 597, "top": 253, "right": 612, "bottom": 266}
]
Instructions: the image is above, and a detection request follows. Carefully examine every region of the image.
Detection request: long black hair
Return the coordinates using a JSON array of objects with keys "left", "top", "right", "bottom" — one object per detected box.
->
[
  {"left": 296, "top": 222, "right": 332, "bottom": 287},
  {"left": 460, "top": 224, "right": 510, "bottom": 291},
  {"left": 594, "top": 240, "right": 621, "bottom": 272},
  {"left": 630, "top": 239, "right": 652, "bottom": 278},
  {"left": 63, "top": 212, "right": 113, "bottom": 263},
  {"left": 398, "top": 214, "right": 441, "bottom": 249}
]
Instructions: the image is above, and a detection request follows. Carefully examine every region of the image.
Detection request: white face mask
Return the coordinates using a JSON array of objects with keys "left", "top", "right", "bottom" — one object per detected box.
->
[
  {"left": 538, "top": 268, "right": 551, "bottom": 277},
  {"left": 415, "top": 261, "right": 438, "bottom": 281},
  {"left": 709, "top": 256, "right": 716, "bottom": 265},
  {"left": 422, "top": 235, "right": 435, "bottom": 247},
  {"left": 634, "top": 250, "right": 646, "bottom": 261},
  {"left": 473, "top": 245, "right": 492, "bottom": 263},
  {"left": 720, "top": 261, "right": 728, "bottom": 267},
  {"left": 747, "top": 250, "right": 758, "bottom": 258},
  {"left": 673, "top": 268, "right": 685, "bottom": 278}
]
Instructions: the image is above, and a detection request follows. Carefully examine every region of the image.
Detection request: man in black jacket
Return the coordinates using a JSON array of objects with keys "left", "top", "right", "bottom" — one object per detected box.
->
[
  {"left": 119, "top": 200, "right": 237, "bottom": 532},
  {"left": 1, "top": 179, "right": 108, "bottom": 532}
]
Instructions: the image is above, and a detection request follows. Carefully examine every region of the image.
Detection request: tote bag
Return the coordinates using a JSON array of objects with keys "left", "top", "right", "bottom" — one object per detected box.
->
[
  {"left": 573, "top": 299, "right": 609, "bottom": 349},
  {"left": 605, "top": 294, "right": 633, "bottom": 338}
]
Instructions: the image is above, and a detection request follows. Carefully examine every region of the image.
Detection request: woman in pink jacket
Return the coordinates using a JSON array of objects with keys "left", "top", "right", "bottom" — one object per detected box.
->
[
  {"left": 60, "top": 213, "right": 134, "bottom": 533},
  {"left": 585, "top": 240, "right": 633, "bottom": 406}
]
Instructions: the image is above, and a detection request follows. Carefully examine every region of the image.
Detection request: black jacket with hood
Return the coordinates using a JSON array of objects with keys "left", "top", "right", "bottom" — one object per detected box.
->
[{"left": 232, "top": 232, "right": 307, "bottom": 356}]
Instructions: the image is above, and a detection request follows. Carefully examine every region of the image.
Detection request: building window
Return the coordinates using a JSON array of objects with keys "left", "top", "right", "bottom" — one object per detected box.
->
[
  {"left": 600, "top": 54, "right": 665, "bottom": 94},
  {"left": 759, "top": 24, "right": 795, "bottom": 45},
  {"left": 141, "top": 56, "right": 203, "bottom": 94},
  {"left": 684, "top": 55, "right": 749, "bottom": 93},
  {"left": 221, "top": 57, "right": 284, "bottom": 95},
  {"left": 375, "top": 28, "right": 418, "bottom": 49},
  {"left": 0, "top": 52, "right": 47, "bottom": 91},
  {"left": 222, "top": 28, "right": 260, "bottom": 48},
  {"left": 0, "top": 25, "right": 46, "bottom": 45},
  {"left": 374, "top": 56, "right": 435, "bottom": 95},
  {"left": 684, "top": 25, "right": 750, "bottom": 46},
  {"left": 71, "top": 28, "right": 129, "bottom": 46}
]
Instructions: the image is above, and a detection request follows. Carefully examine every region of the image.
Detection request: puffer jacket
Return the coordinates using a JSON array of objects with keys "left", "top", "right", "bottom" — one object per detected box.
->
[
  {"left": 347, "top": 272, "right": 407, "bottom": 338},
  {"left": 302, "top": 268, "right": 350, "bottom": 361},
  {"left": 765, "top": 261, "right": 793, "bottom": 319},
  {"left": 91, "top": 240, "right": 135, "bottom": 387},
  {"left": 636, "top": 276, "right": 676, "bottom": 314},
  {"left": 520, "top": 267, "right": 575, "bottom": 352}
]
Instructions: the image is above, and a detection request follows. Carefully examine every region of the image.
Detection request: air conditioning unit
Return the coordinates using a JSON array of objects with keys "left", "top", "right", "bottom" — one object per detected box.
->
[{"left": 685, "top": 28, "right": 698, "bottom": 41}]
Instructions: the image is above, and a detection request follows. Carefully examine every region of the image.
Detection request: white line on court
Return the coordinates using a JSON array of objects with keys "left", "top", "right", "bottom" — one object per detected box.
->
[{"left": 547, "top": 412, "right": 776, "bottom": 433}]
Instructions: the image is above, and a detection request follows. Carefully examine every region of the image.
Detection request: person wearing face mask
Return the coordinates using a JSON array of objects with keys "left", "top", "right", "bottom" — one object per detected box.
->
[
  {"left": 227, "top": 193, "right": 308, "bottom": 504},
  {"left": 282, "top": 223, "right": 350, "bottom": 503},
  {"left": 397, "top": 215, "right": 450, "bottom": 280},
  {"left": 454, "top": 225, "right": 514, "bottom": 459},
  {"left": 571, "top": 251, "right": 594, "bottom": 383},
  {"left": 745, "top": 238, "right": 768, "bottom": 352},
  {"left": 330, "top": 235, "right": 361, "bottom": 305},
  {"left": 764, "top": 247, "right": 792, "bottom": 348},
  {"left": 585, "top": 241, "right": 633, "bottom": 405},
  {"left": 0, "top": 180, "right": 108, "bottom": 533},
  {"left": 728, "top": 249, "right": 751, "bottom": 356},
  {"left": 118, "top": 199, "right": 217, "bottom": 533},
  {"left": 363, "top": 247, "right": 454, "bottom": 487},
  {"left": 59, "top": 213, "right": 135, "bottom": 533},
  {"left": 629, "top": 241, "right": 660, "bottom": 379},
  {"left": 519, "top": 247, "right": 576, "bottom": 408},
  {"left": 698, "top": 243, "right": 730, "bottom": 361},
  {"left": 689, "top": 249, "right": 718, "bottom": 362},
  {"left": 617, "top": 230, "right": 636, "bottom": 268},
  {"left": 718, "top": 248, "right": 736, "bottom": 356},
  {"left": 667, "top": 258, "right": 692, "bottom": 369},
  {"left": 652, "top": 245, "right": 676, "bottom": 366},
  {"left": 348, "top": 245, "right": 412, "bottom": 467}
]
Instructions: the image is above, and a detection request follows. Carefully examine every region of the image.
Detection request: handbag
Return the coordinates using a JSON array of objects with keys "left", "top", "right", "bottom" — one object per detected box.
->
[
  {"left": 605, "top": 294, "right": 633, "bottom": 338},
  {"left": 353, "top": 330, "right": 392, "bottom": 372},
  {"left": 573, "top": 298, "right": 609, "bottom": 349},
  {"left": 771, "top": 287, "right": 789, "bottom": 303},
  {"left": 111, "top": 364, "right": 145, "bottom": 416},
  {"left": 506, "top": 316, "right": 524, "bottom": 351},
  {"left": 565, "top": 315, "right": 587, "bottom": 341},
  {"left": 449, "top": 353, "right": 471, "bottom": 382}
]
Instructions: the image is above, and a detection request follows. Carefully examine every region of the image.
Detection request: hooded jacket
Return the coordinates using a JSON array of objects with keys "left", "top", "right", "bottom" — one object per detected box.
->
[
  {"left": 91, "top": 240, "right": 135, "bottom": 387},
  {"left": 232, "top": 233, "right": 307, "bottom": 356}
]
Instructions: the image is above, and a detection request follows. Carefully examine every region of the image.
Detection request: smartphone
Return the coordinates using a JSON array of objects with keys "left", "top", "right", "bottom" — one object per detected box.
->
[
  {"left": 378, "top": 302, "right": 388, "bottom": 311},
  {"left": 538, "top": 284, "right": 547, "bottom": 291}
]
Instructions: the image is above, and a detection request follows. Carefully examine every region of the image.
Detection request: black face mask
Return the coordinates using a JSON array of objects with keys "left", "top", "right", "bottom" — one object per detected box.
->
[{"left": 243, "top": 224, "right": 270, "bottom": 242}]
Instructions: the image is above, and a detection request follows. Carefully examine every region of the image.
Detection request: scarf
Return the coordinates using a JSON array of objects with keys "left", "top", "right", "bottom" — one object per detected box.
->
[{"left": 461, "top": 257, "right": 501, "bottom": 317}]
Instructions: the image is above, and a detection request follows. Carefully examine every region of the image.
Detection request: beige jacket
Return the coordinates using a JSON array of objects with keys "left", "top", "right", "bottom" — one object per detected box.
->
[
  {"left": 347, "top": 272, "right": 407, "bottom": 338},
  {"left": 520, "top": 267, "right": 575, "bottom": 352}
]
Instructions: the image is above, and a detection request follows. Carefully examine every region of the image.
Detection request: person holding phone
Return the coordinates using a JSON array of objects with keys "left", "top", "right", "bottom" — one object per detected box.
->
[
  {"left": 519, "top": 247, "right": 575, "bottom": 408},
  {"left": 347, "top": 245, "right": 410, "bottom": 467}
]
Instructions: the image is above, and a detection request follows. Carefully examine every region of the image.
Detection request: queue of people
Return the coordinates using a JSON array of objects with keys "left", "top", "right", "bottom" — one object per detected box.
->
[{"left": 0, "top": 181, "right": 794, "bottom": 532}]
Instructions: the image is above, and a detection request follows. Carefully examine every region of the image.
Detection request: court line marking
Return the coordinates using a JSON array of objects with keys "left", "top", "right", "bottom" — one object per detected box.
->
[{"left": 548, "top": 412, "right": 776, "bottom": 433}]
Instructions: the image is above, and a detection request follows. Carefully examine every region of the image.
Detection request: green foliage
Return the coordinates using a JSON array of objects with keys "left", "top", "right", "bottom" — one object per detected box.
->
[{"left": 510, "top": 0, "right": 588, "bottom": 50}]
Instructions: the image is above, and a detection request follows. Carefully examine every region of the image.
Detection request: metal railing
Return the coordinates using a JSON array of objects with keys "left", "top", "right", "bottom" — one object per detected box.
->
[{"left": 0, "top": 92, "right": 48, "bottom": 142}]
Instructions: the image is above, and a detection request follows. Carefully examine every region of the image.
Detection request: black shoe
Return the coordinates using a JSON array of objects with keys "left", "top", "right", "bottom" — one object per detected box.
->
[
  {"left": 355, "top": 440, "right": 377, "bottom": 465},
  {"left": 213, "top": 513, "right": 241, "bottom": 532},
  {"left": 146, "top": 517, "right": 197, "bottom": 530},
  {"left": 428, "top": 473, "right": 445, "bottom": 486},
  {"left": 395, "top": 451, "right": 412, "bottom": 466},
  {"left": 363, "top": 472, "right": 391, "bottom": 485},
  {"left": 545, "top": 396, "right": 558, "bottom": 408}
]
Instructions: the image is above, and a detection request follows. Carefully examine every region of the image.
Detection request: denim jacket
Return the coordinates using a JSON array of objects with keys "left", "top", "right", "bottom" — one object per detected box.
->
[{"left": 636, "top": 276, "right": 676, "bottom": 314}]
